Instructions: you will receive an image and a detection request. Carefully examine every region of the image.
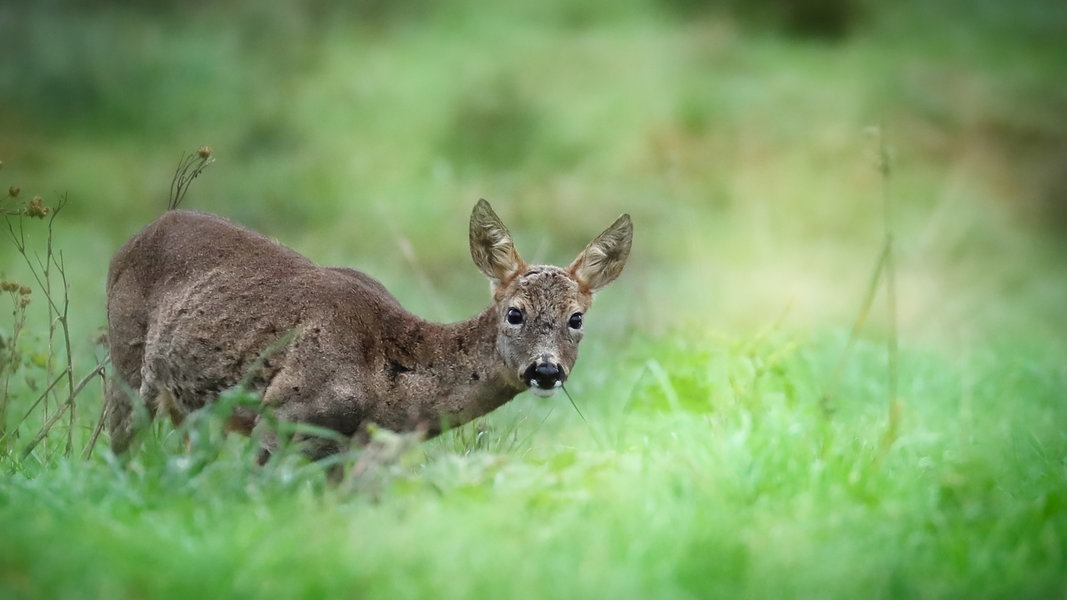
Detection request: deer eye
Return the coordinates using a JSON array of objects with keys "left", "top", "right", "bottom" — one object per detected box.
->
[
  {"left": 506, "top": 307, "right": 524, "bottom": 325},
  {"left": 568, "top": 312, "right": 583, "bottom": 330}
]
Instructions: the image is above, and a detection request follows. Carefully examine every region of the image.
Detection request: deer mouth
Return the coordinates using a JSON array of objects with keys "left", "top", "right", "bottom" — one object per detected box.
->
[
  {"left": 523, "top": 361, "right": 566, "bottom": 397},
  {"left": 528, "top": 382, "right": 561, "bottom": 398}
]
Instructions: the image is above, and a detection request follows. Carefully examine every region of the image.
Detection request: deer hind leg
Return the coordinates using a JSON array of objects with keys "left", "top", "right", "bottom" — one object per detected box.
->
[
  {"left": 105, "top": 374, "right": 161, "bottom": 455},
  {"left": 105, "top": 377, "right": 136, "bottom": 454},
  {"left": 106, "top": 350, "right": 175, "bottom": 455}
]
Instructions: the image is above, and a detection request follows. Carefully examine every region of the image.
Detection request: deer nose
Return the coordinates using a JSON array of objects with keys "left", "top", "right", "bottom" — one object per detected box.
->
[{"left": 523, "top": 361, "right": 565, "bottom": 391}]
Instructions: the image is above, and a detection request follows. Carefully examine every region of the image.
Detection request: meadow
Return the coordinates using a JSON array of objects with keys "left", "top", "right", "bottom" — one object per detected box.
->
[{"left": 2, "top": 0, "right": 1066, "bottom": 598}]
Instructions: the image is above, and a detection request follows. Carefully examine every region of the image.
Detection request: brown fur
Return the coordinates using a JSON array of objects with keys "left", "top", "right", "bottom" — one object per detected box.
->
[{"left": 105, "top": 200, "right": 632, "bottom": 460}]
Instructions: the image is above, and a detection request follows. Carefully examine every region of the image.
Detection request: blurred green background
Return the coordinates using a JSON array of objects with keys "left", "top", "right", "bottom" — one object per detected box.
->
[
  {"left": 3, "top": 3, "right": 1067, "bottom": 597},
  {"left": 2, "top": 0, "right": 1066, "bottom": 353}
]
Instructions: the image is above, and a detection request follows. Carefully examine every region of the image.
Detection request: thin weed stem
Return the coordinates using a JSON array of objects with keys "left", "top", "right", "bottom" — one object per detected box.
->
[
  {"left": 21, "top": 361, "right": 107, "bottom": 459},
  {"left": 822, "top": 124, "right": 901, "bottom": 452},
  {"left": 2, "top": 183, "right": 108, "bottom": 460},
  {"left": 169, "top": 147, "right": 214, "bottom": 210},
  {"left": 561, "top": 385, "right": 606, "bottom": 449},
  {"left": 821, "top": 240, "right": 889, "bottom": 414},
  {"left": 0, "top": 369, "right": 67, "bottom": 448},
  {"left": 560, "top": 385, "right": 588, "bottom": 427},
  {"left": 84, "top": 361, "right": 111, "bottom": 460},
  {"left": 877, "top": 124, "right": 901, "bottom": 453}
]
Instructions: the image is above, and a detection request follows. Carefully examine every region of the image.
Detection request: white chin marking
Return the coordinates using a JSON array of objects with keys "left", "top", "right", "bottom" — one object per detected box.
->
[{"left": 529, "top": 387, "right": 557, "bottom": 398}]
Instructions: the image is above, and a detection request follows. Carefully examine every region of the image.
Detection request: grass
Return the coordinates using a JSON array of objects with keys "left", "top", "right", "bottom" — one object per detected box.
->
[
  {"left": 1, "top": 332, "right": 1064, "bottom": 599},
  {"left": 2, "top": 0, "right": 1067, "bottom": 597}
]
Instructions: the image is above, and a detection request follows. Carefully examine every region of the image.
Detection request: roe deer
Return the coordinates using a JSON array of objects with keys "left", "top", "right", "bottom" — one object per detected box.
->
[{"left": 106, "top": 200, "right": 632, "bottom": 460}]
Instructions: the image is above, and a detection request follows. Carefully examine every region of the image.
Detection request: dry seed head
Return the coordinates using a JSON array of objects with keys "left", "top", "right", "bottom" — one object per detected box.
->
[
  {"left": 27, "top": 195, "right": 49, "bottom": 218},
  {"left": 19, "top": 295, "right": 30, "bottom": 308},
  {"left": 19, "top": 285, "right": 31, "bottom": 295},
  {"left": 8, "top": 185, "right": 19, "bottom": 198},
  {"left": 198, "top": 146, "right": 212, "bottom": 159}
]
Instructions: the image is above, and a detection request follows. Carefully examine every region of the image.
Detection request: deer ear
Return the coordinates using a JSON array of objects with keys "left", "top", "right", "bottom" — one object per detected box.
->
[
  {"left": 568, "top": 213, "right": 632, "bottom": 293},
  {"left": 470, "top": 199, "right": 525, "bottom": 288}
]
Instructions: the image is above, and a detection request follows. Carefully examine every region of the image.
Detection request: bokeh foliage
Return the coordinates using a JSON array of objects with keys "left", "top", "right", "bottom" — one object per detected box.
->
[
  {"left": 3, "top": 0, "right": 1064, "bottom": 341},
  {"left": 1, "top": 0, "right": 1066, "bottom": 597}
]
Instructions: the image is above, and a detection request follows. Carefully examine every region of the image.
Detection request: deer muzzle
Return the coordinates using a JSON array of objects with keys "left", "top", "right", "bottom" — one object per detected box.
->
[{"left": 523, "top": 359, "right": 566, "bottom": 397}]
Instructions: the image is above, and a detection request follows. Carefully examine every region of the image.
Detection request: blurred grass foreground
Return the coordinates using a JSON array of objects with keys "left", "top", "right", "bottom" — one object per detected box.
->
[{"left": 1, "top": 0, "right": 1066, "bottom": 598}]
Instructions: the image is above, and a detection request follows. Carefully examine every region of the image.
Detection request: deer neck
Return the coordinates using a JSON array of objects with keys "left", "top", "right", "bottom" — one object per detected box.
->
[{"left": 378, "top": 306, "right": 521, "bottom": 435}]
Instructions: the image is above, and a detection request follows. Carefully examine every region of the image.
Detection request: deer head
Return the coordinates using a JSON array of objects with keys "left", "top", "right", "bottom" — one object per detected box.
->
[{"left": 469, "top": 199, "right": 632, "bottom": 397}]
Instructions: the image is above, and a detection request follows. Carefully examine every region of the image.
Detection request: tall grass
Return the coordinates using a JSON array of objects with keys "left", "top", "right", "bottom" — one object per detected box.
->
[{"left": 1, "top": 327, "right": 1064, "bottom": 599}]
